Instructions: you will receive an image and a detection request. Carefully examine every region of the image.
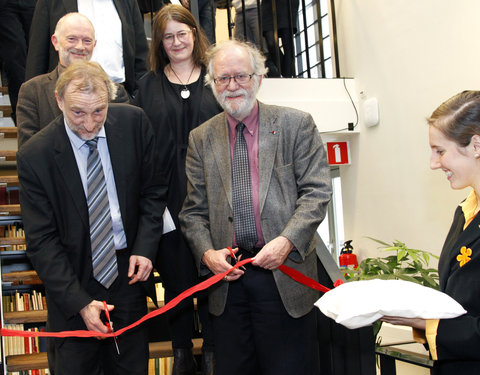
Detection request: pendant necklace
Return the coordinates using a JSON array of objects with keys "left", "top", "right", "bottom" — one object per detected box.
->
[{"left": 169, "top": 64, "right": 195, "bottom": 99}]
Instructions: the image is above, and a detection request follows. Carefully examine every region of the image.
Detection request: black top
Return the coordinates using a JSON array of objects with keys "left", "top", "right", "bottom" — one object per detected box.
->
[
  {"left": 134, "top": 67, "right": 221, "bottom": 290},
  {"left": 135, "top": 67, "right": 222, "bottom": 221},
  {"left": 433, "top": 204, "right": 480, "bottom": 374}
]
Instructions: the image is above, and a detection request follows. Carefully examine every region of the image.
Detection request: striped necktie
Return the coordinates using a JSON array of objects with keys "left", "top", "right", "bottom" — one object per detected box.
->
[
  {"left": 232, "top": 122, "right": 258, "bottom": 250},
  {"left": 85, "top": 138, "right": 118, "bottom": 288}
]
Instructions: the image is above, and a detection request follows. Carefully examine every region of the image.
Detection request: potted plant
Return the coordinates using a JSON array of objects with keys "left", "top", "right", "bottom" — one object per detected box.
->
[{"left": 343, "top": 237, "right": 440, "bottom": 342}]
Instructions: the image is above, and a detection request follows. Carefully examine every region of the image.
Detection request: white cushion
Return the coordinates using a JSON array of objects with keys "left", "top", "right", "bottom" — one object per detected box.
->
[{"left": 315, "top": 279, "right": 467, "bottom": 329}]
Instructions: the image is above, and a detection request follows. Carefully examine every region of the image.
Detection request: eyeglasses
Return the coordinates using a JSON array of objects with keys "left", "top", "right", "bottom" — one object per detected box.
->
[
  {"left": 162, "top": 30, "right": 192, "bottom": 45},
  {"left": 213, "top": 73, "right": 255, "bottom": 87}
]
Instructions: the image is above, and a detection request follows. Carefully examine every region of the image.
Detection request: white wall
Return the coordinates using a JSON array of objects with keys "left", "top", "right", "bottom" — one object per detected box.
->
[
  {"left": 334, "top": 0, "right": 480, "bottom": 261},
  {"left": 215, "top": 9, "right": 232, "bottom": 42},
  {"left": 257, "top": 78, "right": 357, "bottom": 132}
]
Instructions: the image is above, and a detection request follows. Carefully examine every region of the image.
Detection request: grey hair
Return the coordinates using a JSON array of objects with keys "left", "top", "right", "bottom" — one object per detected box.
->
[
  {"left": 204, "top": 39, "right": 268, "bottom": 87},
  {"left": 56, "top": 60, "right": 117, "bottom": 101}
]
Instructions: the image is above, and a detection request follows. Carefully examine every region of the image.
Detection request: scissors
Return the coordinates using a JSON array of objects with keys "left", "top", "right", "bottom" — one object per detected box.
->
[
  {"left": 103, "top": 300, "right": 120, "bottom": 355},
  {"left": 227, "top": 247, "right": 246, "bottom": 270}
]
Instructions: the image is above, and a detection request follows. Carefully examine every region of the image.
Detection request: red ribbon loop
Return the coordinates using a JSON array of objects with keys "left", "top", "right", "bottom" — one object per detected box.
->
[{"left": 1, "top": 257, "right": 335, "bottom": 339}]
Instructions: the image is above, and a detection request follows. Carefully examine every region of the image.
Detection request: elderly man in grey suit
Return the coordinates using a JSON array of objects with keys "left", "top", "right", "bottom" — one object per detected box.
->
[
  {"left": 179, "top": 39, "right": 332, "bottom": 375},
  {"left": 16, "top": 12, "right": 129, "bottom": 147}
]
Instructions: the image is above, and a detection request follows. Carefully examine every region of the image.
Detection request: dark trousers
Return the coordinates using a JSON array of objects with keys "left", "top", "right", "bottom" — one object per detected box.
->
[
  {"left": 165, "top": 285, "right": 213, "bottom": 351},
  {"left": 212, "top": 259, "right": 319, "bottom": 375},
  {"left": 50, "top": 252, "right": 149, "bottom": 375},
  {"left": 157, "top": 230, "right": 214, "bottom": 352},
  {"left": 0, "top": 0, "right": 35, "bottom": 123},
  {"left": 264, "top": 30, "right": 295, "bottom": 78},
  {"left": 198, "top": 0, "right": 216, "bottom": 44}
]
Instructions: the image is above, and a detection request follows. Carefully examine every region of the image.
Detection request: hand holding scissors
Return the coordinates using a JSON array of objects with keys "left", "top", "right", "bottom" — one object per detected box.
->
[
  {"left": 227, "top": 247, "right": 246, "bottom": 271},
  {"left": 103, "top": 301, "right": 120, "bottom": 355}
]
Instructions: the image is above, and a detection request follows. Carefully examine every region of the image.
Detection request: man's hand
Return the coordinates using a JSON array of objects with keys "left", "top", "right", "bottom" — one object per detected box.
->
[
  {"left": 79, "top": 300, "right": 114, "bottom": 336},
  {"left": 252, "top": 236, "right": 293, "bottom": 270},
  {"left": 202, "top": 248, "right": 244, "bottom": 281},
  {"left": 128, "top": 255, "right": 153, "bottom": 285}
]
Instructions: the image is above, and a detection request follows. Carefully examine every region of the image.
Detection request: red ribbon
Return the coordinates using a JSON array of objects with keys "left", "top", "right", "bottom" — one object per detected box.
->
[{"left": 1, "top": 257, "right": 341, "bottom": 339}]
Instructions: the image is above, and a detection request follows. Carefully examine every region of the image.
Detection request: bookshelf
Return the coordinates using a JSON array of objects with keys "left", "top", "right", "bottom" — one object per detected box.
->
[
  {"left": 1, "top": 268, "right": 203, "bottom": 373},
  {"left": 0, "top": 127, "right": 49, "bottom": 375},
  {"left": 0, "top": 129, "right": 17, "bottom": 140},
  {"left": 6, "top": 352, "right": 47, "bottom": 372}
]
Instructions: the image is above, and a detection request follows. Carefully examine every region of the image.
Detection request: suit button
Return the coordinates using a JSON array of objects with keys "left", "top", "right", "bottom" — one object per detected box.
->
[{"left": 228, "top": 217, "right": 233, "bottom": 222}]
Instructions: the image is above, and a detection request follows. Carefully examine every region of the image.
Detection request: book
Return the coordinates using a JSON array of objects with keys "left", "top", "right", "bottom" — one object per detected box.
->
[
  {"left": 8, "top": 187, "right": 19, "bottom": 204},
  {"left": 148, "top": 358, "right": 155, "bottom": 374},
  {"left": 38, "top": 326, "right": 47, "bottom": 353},
  {"left": 155, "top": 281, "right": 165, "bottom": 304},
  {"left": 0, "top": 186, "right": 7, "bottom": 205}
]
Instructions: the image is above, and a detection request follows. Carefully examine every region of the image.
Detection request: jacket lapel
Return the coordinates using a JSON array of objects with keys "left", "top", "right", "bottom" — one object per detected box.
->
[
  {"left": 104, "top": 111, "right": 128, "bottom": 227},
  {"left": 208, "top": 114, "right": 233, "bottom": 209},
  {"left": 53, "top": 120, "right": 89, "bottom": 230},
  {"left": 440, "top": 206, "right": 480, "bottom": 291},
  {"left": 111, "top": 0, "right": 127, "bottom": 65},
  {"left": 258, "top": 103, "right": 278, "bottom": 213},
  {"left": 46, "top": 68, "right": 60, "bottom": 117}
]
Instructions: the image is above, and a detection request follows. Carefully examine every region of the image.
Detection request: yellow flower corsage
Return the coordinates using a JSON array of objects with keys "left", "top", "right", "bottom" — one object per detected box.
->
[{"left": 456, "top": 246, "right": 472, "bottom": 267}]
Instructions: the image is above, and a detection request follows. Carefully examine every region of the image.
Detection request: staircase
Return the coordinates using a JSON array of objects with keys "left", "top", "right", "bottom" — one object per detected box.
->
[{"left": 0, "top": 88, "right": 15, "bottom": 128}]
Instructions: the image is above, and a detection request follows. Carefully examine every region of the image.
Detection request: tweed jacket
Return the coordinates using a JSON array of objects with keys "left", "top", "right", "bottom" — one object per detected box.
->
[
  {"left": 17, "top": 67, "right": 61, "bottom": 147},
  {"left": 179, "top": 101, "right": 332, "bottom": 318}
]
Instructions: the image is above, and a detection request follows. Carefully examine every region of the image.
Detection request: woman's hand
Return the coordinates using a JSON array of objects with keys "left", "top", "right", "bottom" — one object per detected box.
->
[{"left": 381, "top": 316, "right": 426, "bottom": 330}]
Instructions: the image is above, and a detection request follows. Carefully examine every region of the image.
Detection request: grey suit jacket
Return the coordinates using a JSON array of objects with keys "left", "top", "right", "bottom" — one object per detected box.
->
[{"left": 179, "top": 102, "right": 332, "bottom": 318}]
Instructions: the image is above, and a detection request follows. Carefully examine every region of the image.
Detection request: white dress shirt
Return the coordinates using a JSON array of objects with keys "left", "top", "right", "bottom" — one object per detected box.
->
[
  {"left": 64, "top": 122, "right": 127, "bottom": 250},
  {"left": 78, "top": 0, "right": 126, "bottom": 84}
]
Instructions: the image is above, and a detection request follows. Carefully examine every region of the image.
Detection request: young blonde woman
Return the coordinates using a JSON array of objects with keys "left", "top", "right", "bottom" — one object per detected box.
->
[{"left": 383, "top": 91, "right": 480, "bottom": 374}]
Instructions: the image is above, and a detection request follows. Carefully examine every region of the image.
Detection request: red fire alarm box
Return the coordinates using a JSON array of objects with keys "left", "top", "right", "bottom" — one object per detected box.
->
[{"left": 326, "top": 141, "right": 350, "bottom": 165}]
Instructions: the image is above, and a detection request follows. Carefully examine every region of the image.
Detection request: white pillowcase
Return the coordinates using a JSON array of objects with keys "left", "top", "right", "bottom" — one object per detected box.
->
[{"left": 315, "top": 279, "right": 467, "bottom": 329}]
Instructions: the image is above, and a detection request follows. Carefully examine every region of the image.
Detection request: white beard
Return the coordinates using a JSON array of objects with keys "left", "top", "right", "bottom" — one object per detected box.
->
[{"left": 213, "top": 78, "right": 260, "bottom": 120}]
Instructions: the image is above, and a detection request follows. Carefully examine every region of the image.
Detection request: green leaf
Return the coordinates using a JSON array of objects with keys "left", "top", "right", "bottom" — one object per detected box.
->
[
  {"left": 365, "top": 237, "right": 391, "bottom": 247},
  {"left": 372, "top": 260, "right": 393, "bottom": 274},
  {"left": 395, "top": 274, "right": 422, "bottom": 284},
  {"left": 406, "top": 249, "right": 420, "bottom": 263},
  {"left": 380, "top": 247, "right": 401, "bottom": 253}
]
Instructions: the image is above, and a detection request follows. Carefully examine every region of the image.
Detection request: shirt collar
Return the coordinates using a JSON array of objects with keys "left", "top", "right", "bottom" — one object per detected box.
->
[{"left": 460, "top": 189, "right": 478, "bottom": 227}]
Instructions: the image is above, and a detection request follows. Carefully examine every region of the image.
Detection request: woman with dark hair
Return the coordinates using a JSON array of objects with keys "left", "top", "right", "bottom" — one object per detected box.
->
[
  {"left": 383, "top": 91, "right": 480, "bottom": 374},
  {"left": 134, "top": 4, "right": 221, "bottom": 375}
]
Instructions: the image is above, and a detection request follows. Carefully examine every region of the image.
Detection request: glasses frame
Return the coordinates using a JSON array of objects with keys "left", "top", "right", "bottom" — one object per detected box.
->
[
  {"left": 213, "top": 73, "right": 256, "bottom": 87},
  {"left": 162, "top": 29, "right": 193, "bottom": 45}
]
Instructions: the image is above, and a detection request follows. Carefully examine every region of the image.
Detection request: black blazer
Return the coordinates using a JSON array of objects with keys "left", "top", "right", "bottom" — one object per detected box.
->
[
  {"left": 17, "top": 104, "right": 168, "bottom": 332},
  {"left": 433, "top": 204, "right": 480, "bottom": 374},
  {"left": 25, "top": 0, "right": 148, "bottom": 95}
]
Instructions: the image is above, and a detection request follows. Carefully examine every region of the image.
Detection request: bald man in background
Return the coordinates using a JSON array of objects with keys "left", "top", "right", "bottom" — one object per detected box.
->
[
  {"left": 17, "top": 12, "right": 129, "bottom": 147},
  {"left": 25, "top": 0, "right": 147, "bottom": 97}
]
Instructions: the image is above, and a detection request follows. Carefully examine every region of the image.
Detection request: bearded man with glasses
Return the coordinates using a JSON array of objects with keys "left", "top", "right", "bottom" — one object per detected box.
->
[{"left": 179, "top": 39, "right": 332, "bottom": 375}]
